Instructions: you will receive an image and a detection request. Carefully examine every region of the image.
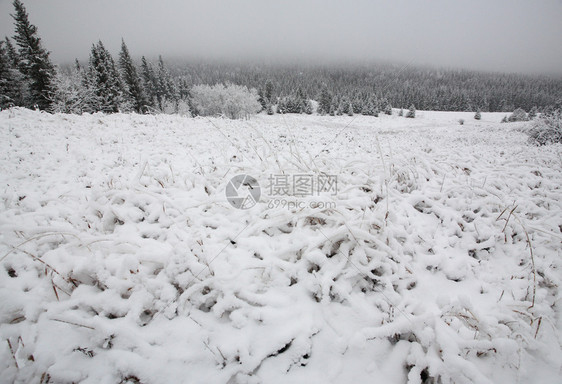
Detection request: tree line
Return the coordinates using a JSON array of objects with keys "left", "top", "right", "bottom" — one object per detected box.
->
[{"left": 1, "top": 0, "right": 561, "bottom": 117}]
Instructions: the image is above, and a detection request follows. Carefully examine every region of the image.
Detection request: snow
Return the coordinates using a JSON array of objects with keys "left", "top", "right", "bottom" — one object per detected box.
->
[{"left": 0, "top": 107, "right": 561, "bottom": 383}]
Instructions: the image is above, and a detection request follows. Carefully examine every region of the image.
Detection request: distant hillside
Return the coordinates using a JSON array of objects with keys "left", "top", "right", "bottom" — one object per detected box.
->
[{"left": 169, "top": 60, "right": 562, "bottom": 112}]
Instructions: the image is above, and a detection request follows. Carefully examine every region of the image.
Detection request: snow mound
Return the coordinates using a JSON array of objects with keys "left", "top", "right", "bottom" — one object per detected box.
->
[{"left": 1, "top": 108, "right": 561, "bottom": 383}]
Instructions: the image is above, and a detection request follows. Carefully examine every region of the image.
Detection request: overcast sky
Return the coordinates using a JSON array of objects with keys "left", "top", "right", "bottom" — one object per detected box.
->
[{"left": 1, "top": 0, "right": 561, "bottom": 74}]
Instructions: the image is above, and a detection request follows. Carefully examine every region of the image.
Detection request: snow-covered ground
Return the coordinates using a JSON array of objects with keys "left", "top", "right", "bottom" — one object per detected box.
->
[{"left": 0, "top": 108, "right": 560, "bottom": 383}]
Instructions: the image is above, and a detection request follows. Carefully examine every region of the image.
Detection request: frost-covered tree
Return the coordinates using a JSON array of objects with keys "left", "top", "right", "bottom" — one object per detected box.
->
[
  {"left": 264, "top": 79, "right": 274, "bottom": 103},
  {"left": 87, "top": 41, "right": 127, "bottom": 113},
  {"left": 406, "top": 104, "right": 416, "bottom": 118},
  {"left": 11, "top": 0, "right": 56, "bottom": 110},
  {"left": 4, "top": 37, "right": 19, "bottom": 68},
  {"left": 49, "top": 60, "right": 98, "bottom": 114},
  {"left": 347, "top": 102, "right": 354, "bottom": 116},
  {"left": 384, "top": 103, "right": 393, "bottom": 115},
  {"left": 257, "top": 87, "right": 267, "bottom": 110},
  {"left": 155, "top": 55, "right": 177, "bottom": 110},
  {"left": 528, "top": 106, "right": 538, "bottom": 120},
  {"left": 119, "top": 39, "right": 146, "bottom": 113},
  {"left": 190, "top": 83, "right": 261, "bottom": 119},
  {"left": 0, "top": 39, "right": 27, "bottom": 108},
  {"left": 140, "top": 56, "right": 157, "bottom": 110},
  {"left": 318, "top": 87, "right": 332, "bottom": 115}
]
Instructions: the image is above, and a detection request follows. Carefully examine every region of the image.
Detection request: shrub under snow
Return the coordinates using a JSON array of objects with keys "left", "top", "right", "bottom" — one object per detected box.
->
[
  {"left": 527, "top": 110, "right": 562, "bottom": 145},
  {"left": 507, "top": 108, "right": 528, "bottom": 122},
  {"left": 190, "top": 83, "right": 261, "bottom": 119}
]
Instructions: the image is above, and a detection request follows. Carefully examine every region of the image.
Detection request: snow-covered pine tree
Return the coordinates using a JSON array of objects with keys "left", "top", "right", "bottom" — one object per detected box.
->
[
  {"left": 87, "top": 41, "right": 126, "bottom": 113},
  {"left": 406, "top": 104, "right": 416, "bottom": 118},
  {"left": 0, "top": 39, "right": 27, "bottom": 108},
  {"left": 4, "top": 37, "right": 19, "bottom": 68},
  {"left": 528, "top": 106, "right": 538, "bottom": 120},
  {"left": 347, "top": 102, "right": 354, "bottom": 116},
  {"left": 119, "top": 39, "right": 146, "bottom": 113},
  {"left": 156, "top": 55, "right": 178, "bottom": 111},
  {"left": 11, "top": 0, "right": 56, "bottom": 110},
  {"left": 264, "top": 79, "right": 274, "bottom": 104},
  {"left": 140, "top": 56, "right": 157, "bottom": 110},
  {"left": 318, "top": 87, "right": 332, "bottom": 115},
  {"left": 384, "top": 103, "right": 392, "bottom": 115},
  {"left": 399, "top": 108, "right": 404, "bottom": 117},
  {"left": 257, "top": 87, "right": 267, "bottom": 111}
]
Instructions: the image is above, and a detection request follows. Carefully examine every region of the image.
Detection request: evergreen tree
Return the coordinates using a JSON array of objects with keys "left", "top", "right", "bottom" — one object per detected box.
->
[
  {"left": 528, "top": 106, "right": 538, "bottom": 120},
  {"left": 347, "top": 102, "right": 354, "bottom": 116},
  {"left": 257, "top": 87, "right": 267, "bottom": 110},
  {"left": 118, "top": 39, "right": 146, "bottom": 113},
  {"left": 140, "top": 56, "right": 157, "bottom": 110},
  {"left": 384, "top": 103, "right": 393, "bottom": 115},
  {"left": 87, "top": 40, "right": 125, "bottom": 113},
  {"left": 155, "top": 55, "right": 177, "bottom": 110},
  {"left": 264, "top": 79, "right": 274, "bottom": 103},
  {"left": 399, "top": 108, "right": 404, "bottom": 117},
  {"left": 4, "top": 37, "right": 19, "bottom": 68},
  {"left": 0, "top": 39, "right": 26, "bottom": 108},
  {"left": 318, "top": 87, "right": 332, "bottom": 115},
  {"left": 406, "top": 105, "right": 416, "bottom": 118},
  {"left": 11, "top": 0, "right": 56, "bottom": 110}
]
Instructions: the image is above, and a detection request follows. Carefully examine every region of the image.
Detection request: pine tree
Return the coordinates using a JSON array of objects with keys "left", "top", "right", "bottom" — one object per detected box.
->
[
  {"left": 528, "top": 106, "right": 538, "bottom": 120},
  {"left": 264, "top": 79, "right": 274, "bottom": 104},
  {"left": 11, "top": 0, "right": 56, "bottom": 110},
  {"left": 87, "top": 40, "right": 125, "bottom": 113},
  {"left": 347, "top": 102, "right": 354, "bottom": 116},
  {"left": 399, "top": 108, "right": 404, "bottom": 117},
  {"left": 257, "top": 87, "right": 266, "bottom": 110},
  {"left": 4, "top": 37, "right": 19, "bottom": 68},
  {"left": 406, "top": 105, "right": 416, "bottom": 118},
  {"left": 0, "top": 39, "right": 27, "bottom": 108},
  {"left": 119, "top": 39, "right": 146, "bottom": 113},
  {"left": 384, "top": 103, "right": 392, "bottom": 115},
  {"left": 155, "top": 55, "right": 177, "bottom": 110},
  {"left": 318, "top": 87, "right": 332, "bottom": 115},
  {"left": 140, "top": 56, "right": 157, "bottom": 110}
]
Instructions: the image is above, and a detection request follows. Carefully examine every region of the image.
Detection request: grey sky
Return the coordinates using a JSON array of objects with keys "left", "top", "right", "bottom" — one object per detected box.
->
[{"left": 1, "top": 0, "right": 561, "bottom": 74}]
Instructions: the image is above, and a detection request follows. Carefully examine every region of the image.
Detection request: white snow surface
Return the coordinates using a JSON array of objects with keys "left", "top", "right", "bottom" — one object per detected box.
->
[{"left": 0, "top": 108, "right": 561, "bottom": 383}]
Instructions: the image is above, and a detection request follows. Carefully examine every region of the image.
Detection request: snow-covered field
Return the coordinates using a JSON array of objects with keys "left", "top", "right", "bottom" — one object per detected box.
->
[{"left": 1, "top": 108, "right": 561, "bottom": 384}]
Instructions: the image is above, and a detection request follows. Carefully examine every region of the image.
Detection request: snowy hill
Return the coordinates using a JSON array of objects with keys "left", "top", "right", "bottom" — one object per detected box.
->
[{"left": 0, "top": 108, "right": 560, "bottom": 383}]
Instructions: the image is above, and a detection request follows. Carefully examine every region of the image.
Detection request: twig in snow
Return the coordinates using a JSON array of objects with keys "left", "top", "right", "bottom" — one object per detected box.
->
[
  {"left": 50, "top": 318, "right": 95, "bottom": 330},
  {"left": 6, "top": 339, "right": 19, "bottom": 369},
  {"left": 534, "top": 317, "right": 542, "bottom": 339}
]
